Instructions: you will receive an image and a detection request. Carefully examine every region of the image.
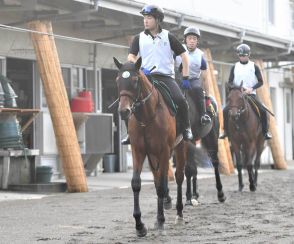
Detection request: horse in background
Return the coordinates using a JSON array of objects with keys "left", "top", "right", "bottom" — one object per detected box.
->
[
  {"left": 114, "top": 57, "right": 187, "bottom": 237},
  {"left": 226, "top": 83, "right": 265, "bottom": 191},
  {"left": 185, "top": 90, "right": 226, "bottom": 204}
]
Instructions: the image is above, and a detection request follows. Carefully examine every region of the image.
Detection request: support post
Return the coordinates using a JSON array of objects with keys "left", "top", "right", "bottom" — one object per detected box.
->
[
  {"left": 28, "top": 20, "right": 88, "bottom": 192},
  {"left": 255, "top": 60, "right": 287, "bottom": 170}
]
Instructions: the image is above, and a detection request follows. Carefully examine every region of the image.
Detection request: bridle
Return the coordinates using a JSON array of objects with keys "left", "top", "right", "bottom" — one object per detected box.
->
[
  {"left": 227, "top": 90, "right": 249, "bottom": 123},
  {"left": 119, "top": 73, "right": 159, "bottom": 127}
]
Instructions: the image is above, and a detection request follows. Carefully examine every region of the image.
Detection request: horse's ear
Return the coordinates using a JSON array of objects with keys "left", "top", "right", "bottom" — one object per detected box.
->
[
  {"left": 113, "top": 57, "right": 123, "bottom": 70},
  {"left": 227, "top": 82, "right": 233, "bottom": 91},
  {"left": 135, "top": 57, "right": 142, "bottom": 71}
]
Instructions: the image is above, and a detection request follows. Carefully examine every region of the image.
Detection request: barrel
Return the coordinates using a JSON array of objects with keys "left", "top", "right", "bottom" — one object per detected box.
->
[
  {"left": 103, "top": 154, "right": 118, "bottom": 173},
  {"left": 36, "top": 166, "right": 53, "bottom": 183}
]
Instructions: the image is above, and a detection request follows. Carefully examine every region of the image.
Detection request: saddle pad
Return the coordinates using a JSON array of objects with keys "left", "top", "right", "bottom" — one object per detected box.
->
[{"left": 152, "top": 78, "right": 177, "bottom": 116}]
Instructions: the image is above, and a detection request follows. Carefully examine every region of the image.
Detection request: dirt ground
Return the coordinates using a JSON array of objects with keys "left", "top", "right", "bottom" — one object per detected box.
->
[{"left": 0, "top": 166, "right": 294, "bottom": 244}]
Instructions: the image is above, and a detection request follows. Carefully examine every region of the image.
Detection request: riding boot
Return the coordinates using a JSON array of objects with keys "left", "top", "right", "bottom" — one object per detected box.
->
[
  {"left": 181, "top": 100, "right": 193, "bottom": 141},
  {"left": 219, "top": 107, "right": 229, "bottom": 139},
  {"left": 121, "top": 119, "right": 130, "bottom": 145},
  {"left": 199, "top": 96, "right": 211, "bottom": 125},
  {"left": 261, "top": 111, "right": 272, "bottom": 140}
]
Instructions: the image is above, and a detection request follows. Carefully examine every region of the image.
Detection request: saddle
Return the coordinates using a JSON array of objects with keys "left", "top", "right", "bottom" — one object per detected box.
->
[{"left": 151, "top": 78, "right": 177, "bottom": 116}]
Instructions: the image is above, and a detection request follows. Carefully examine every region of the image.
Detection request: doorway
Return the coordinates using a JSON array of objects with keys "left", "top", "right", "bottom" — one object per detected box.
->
[{"left": 6, "top": 58, "right": 34, "bottom": 148}]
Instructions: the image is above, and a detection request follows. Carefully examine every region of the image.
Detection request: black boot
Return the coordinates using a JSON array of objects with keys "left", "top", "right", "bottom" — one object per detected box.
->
[
  {"left": 261, "top": 111, "right": 272, "bottom": 140},
  {"left": 121, "top": 119, "right": 130, "bottom": 145},
  {"left": 219, "top": 107, "right": 228, "bottom": 139},
  {"left": 181, "top": 100, "right": 193, "bottom": 141},
  {"left": 121, "top": 135, "right": 130, "bottom": 145},
  {"left": 199, "top": 96, "right": 211, "bottom": 125}
]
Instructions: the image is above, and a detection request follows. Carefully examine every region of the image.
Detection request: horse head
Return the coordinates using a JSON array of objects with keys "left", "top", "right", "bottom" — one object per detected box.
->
[
  {"left": 113, "top": 57, "right": 142, "bottom": 120},
  {"left": 227, "top": 81, "right": 246, "bottom": 121}
]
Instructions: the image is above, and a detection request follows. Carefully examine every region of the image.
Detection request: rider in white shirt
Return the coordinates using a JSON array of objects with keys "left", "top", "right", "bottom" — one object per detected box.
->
[
  {"left": 121, "top": 4, "right": 193, "bottom": 145},
  {"left": 175, "top": 27, "right": 212, "bottom": 125},
  {"left": 219, "top": 44, "right": 272, "bottom": 140}
]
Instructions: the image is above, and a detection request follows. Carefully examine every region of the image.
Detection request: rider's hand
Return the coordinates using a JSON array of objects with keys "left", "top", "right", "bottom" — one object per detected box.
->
[
  {"left": 244, "top": 87, "right": 253, "bottom": 94},
  {"left": 140, "top": 67, "right": 151, "bottom": 76},
  {"left": 181, "top": 79, "right": 191, "bottom": 90}
]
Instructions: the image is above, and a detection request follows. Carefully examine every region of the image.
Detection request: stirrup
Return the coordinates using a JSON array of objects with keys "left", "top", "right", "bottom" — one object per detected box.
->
[
  {"left": 219, "top": 133, "right": 227, "bottom": 139},
  {"left": 183, "top": 128, "right": 193, "bottom": 141},
  {"left": 121, "top": 135, "right": 130, "bottom": 145},
  {"left": 201, "top": 114, "right": 211, "bottom": 125},
  {"left": 264, "top": 132, "right": 272, "bottom": 140}
]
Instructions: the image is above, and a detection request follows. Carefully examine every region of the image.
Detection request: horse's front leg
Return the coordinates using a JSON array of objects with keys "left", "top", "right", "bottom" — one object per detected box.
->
[
  {"left": 254, "top": 140, "right": 264, "bottom": 187},
  {"left": 232, "top": 143, "right": 243, "bottom": 191},
  {"left": 131, "top": 149, "right": 147, "bottom": 237},
  {"left": 245, "top": 145, "right": 257, "bottom": 192},
  {"left": 174, "top": 141, "right": 186, "bottom": 223},
  {"left": 152, "top": 153, "right": 169, "bottom": 231},
  {"left": 208, "top": 150, "right": 226, "bottom": 202}
]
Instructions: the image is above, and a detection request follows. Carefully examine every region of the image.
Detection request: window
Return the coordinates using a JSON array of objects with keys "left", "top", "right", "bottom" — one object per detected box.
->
[
  {"left": 61, "top": 67, "right": 71, "bottom": 99},
  {"left": 268, "top": 0, "right": 275, "bottom": 24}
]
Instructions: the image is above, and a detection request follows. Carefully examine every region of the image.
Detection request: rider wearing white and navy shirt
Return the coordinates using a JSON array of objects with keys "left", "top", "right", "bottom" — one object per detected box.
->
[
  {"left": 175, "top": 27, "right": 211, "bottom": 125},
  {"left": 220, "top": 44, "right": 272, "bottom": 140},
  {"left": 121, "top": 4, "right": 193, "bottom": 145}
]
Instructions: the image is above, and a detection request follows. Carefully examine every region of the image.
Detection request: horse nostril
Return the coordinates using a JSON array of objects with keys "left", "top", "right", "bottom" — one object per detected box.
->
[{"left": 120, "top": 108, "right": 131, "bottom": 120}]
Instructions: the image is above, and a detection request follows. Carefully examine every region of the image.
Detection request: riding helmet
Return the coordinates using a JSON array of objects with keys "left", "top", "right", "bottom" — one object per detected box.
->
[
  {"left": 236, "top": 44, "right": 251, "bottom": 56},
  {"left": 140, "top": 4, "right": 164, "bottom": 22},
  {"left": 184, "top": 27, "right": 201, "bottom": 38}
]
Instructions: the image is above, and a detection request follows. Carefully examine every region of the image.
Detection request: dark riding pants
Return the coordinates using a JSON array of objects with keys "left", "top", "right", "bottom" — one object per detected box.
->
[{"left": 152, "top": 74, "right": 190, "bottom": 129}]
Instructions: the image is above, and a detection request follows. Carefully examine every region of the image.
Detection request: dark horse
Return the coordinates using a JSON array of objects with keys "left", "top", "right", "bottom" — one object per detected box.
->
[
  {"left": 114, "top": 57, "right": 187, "bottom": 237},
  {"left": 185, "top": 90, "right": 226, "bottom": 204},
  {"left": 226, "top": 83, "right": 265, "bottom": 191}
]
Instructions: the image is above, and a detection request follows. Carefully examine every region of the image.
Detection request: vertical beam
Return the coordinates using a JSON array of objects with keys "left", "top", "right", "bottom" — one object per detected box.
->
[
  {"left": 2, "top": 156, "right": 10, "bottom": 189},
  {"left": 256, "top": 60, "right": 287, "bottom": 169},
  {"left": 28, "top": 20, "right": 88, "bottom": 192}
]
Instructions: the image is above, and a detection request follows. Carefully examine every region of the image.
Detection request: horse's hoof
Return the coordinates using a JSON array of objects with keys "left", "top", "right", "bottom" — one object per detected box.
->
[
  {"left": 154, "top": 221, "right": 164, "bottom": 231},
  {"left": 191, "top": 199, "right": 199, "bottom": 206},
  {"left": 136, "top": 224, "right": 147, "bottom": 237},
  {"left": 193, "top": 193, "right": 199, "bottom": 200},
  {"left": 164, "top": 198, "right": 172, "bottom": 210},
  {"left": 175, "top": 215, "right": 184, "bottom": 225},
  {"left": 185, "top": 200, "right": 192, "bottom": 206},
  {"left": 218, "top": 192, "right": 226, "bottom": 203},
  {"left": 250, "top": 184, "right": 256, "bottom": 192},
  {"left": 239, "top": 185, "right": 244, "bottom": 192}
]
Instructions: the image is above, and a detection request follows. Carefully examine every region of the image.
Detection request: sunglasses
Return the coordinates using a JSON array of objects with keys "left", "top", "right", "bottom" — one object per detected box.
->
[{"left": 238, "top": 54, "right": 248, "bottom": 57}]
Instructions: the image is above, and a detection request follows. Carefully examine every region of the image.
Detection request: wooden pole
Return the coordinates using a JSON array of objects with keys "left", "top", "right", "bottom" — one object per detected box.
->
[
  {"left": 28, "top": 20, "right": 88, "bottom": 192},
  {"left": 255, "top": 60, "right": 287, "bottom": 169},
  {"left": 204, "top": 49, "right": 235, "bottom": 175}
]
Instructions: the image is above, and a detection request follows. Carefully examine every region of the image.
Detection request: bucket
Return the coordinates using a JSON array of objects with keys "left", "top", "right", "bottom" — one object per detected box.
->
[
  {"left": 36, "top": 166, "right": 53, "bottom": 183},
  {"left": 103, "top": 154, "right": 117, "bottom": 173}
]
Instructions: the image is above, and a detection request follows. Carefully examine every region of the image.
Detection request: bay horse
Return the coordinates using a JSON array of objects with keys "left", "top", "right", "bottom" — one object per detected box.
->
[
  {"left": 226, "top": 83, "right": 265, "bottom": 191},
  {"left": 113, "top": 57, "right": 187, "bottom": 237},
  {"left": 185, "top": 91, "right": 226, "bottom": 204}
]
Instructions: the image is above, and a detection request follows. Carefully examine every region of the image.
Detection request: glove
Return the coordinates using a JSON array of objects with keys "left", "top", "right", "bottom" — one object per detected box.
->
[
  {"left": 140, "top": 67, "right": 151, "bottom": 76},
  {"left": 181, "top": 79, "right": 191, "bottom": 90}
]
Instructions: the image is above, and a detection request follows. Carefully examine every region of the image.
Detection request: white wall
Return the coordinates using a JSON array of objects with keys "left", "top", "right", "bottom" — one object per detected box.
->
[{"left": 144, "top": 0, "right": 293, "bottom": 40}]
